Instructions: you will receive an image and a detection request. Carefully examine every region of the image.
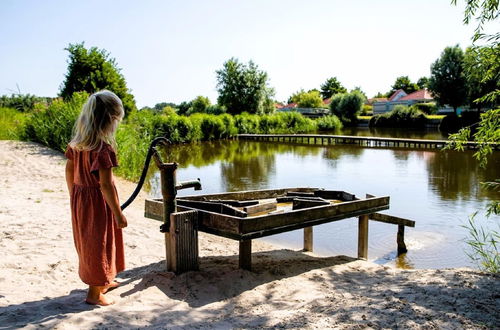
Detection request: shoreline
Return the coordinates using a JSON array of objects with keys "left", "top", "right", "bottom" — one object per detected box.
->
[{"left": 1, "top": 140, "right": 498, "bottom": 329}]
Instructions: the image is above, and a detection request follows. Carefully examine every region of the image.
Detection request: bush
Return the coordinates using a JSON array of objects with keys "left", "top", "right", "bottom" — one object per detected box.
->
[
  {"left": 234, "top": 112, "right": 261, "bottom": 134},
  {"left": 361, "top": 104, "right": 373, "bottom": 116},
  {"left": 413, "top": 102, "right": 437, "bottom": 115},
  {"left": 24, "top": 92, "right": 87, "bottom": 151},
  {"left": 0, "top": 107, "right": 28, "bottom": 140},
  {"left": 316, "top": 115, "right": 343, "bottom": 131},
  {"left": 369, "top": 105, "right": 426, "bottom": 128},
  {"left": 330, "top": 91, "right": 364, "bottom": 125},
  {"left": 0, "top": 94, "right": 52, "bottom": 112}
]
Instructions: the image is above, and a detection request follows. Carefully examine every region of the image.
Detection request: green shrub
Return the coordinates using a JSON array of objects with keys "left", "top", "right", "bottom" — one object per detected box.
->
[
  {"left": 0, "top": 107, "right": 28, "bottom": 140},
  {"left": 234, "top": 112, "right": 261, "bottom": 134},
  {"left": 24, "top": 92, "right": 87, "bottom": 151},
  {"left": 361, "top": 104, "right": 373, "bottom": 116},
  {"left": 316, "top": 115, "right": 343, "bottom": 131},
  {"left": 369, "top": 105, "right": 426, "bottom": 128},
  {"left": 413, "top": 102, "right": 437, "bottom": 115},
  {"left": 330, "top": 91, "right": 364, "bottom": 125}
]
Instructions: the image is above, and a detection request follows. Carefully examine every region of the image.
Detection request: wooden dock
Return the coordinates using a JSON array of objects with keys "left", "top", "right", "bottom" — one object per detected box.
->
[{"left": 238, "top": 134, "right": 498, "bottom": 150}]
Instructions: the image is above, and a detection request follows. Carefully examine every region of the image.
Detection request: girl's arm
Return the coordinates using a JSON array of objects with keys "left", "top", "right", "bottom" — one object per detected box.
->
[
  {"left": 99, "top": 167, "right": 128, "bottom": 228},
  {"left": 65, "top": 159, "right": 74, "bottom": 198}
]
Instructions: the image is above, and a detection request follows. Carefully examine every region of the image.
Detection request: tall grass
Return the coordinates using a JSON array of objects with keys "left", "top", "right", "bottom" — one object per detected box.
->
[
  {"left": 24, "top": 92, "right": 87, "bottom": 151},
  {"left": 0, "top": 107, "right": 28, "bottom": 140}
]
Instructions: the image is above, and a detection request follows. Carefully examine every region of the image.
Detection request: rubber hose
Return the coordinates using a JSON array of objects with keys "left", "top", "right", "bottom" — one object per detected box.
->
[{"left": 120, "top": 136, "right": 171, "bottom": 210}]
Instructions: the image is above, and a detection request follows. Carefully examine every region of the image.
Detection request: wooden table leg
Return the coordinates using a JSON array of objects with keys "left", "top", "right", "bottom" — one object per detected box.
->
[
  {"left": 239, "top": 239, "right": 252, "bottom": 271},
  {"left": 304, "top": 227, "right": 313, "bottom": 252},
  {"left": 358, "top": 214, "right": 369, "bottom": 260}
]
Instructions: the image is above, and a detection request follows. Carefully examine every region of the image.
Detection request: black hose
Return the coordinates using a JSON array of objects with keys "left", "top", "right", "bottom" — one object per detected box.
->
[{"left": 120, "top": 137, "right": 171, "bottom": 210}]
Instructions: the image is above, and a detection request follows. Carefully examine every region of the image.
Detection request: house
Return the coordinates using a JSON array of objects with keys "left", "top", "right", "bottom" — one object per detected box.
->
[
  {"left": 373, "top": 89, "right": 434, "bottom": 114},
  {"left": 276, "top": 101, "right": 329, "bottom": 118}
]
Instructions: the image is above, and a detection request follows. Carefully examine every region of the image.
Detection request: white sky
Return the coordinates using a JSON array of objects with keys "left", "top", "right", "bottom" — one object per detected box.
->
[{"left": 0, "top": 0, "right": 483, "bottom": 107}]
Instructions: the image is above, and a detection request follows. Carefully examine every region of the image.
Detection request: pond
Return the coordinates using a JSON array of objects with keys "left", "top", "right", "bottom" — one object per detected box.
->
[{"left": 145, "top": 134, "right": 499, "bottom": 270}]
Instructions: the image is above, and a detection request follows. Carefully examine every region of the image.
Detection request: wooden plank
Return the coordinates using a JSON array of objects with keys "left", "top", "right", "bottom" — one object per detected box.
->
[
  {"left": 304, "top": 227, "right": 313, "bottom": 252},
  {"left": 287, "top": 191, "right": 315, "bottom": 197},
  {"left": 145, "top": 198, "right": 163, "bottom": 221},
  {"left": 180, "top": 187, "right": 317, "bottom": 202},
  {"left": 241, "top": 196, "right": 389, "bottom": 234},
  {"left": 276, "top": 196, "right": 296, "bottom": 203},
  {"left": 244, "top": 201, "right": 277, "bottom": 215},
  {"left": 239, "top": 240, "right": 252, "bottom": 270},
  {"left": 293, "top": 198, "right": 330, "bottom": 210},
  {"left": 358, "top": 214, "right": 369, "bottom": 260},
  {"left": 177, "top": 199, "right": 247, "bottom": 218},
  {"left": 369, "top": 212, "right": 415, "bottom": 227},
  {"left": 207, "top": 199, "right": 259, "bottom": 207},
  {"left": 167, "top": 210, "right": 199, "bottom": 273},
  {"left": 314, "top": 190, "right": 345, "bottom": 200}
]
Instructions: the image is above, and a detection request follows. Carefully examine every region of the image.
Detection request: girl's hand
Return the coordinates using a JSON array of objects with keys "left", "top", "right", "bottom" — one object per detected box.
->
[{"left": 116, "top": 213, "right": 128, "bottom": 228}]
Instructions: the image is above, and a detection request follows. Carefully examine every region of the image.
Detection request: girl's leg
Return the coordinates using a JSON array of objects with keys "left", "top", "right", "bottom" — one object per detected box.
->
[{"left": 86, "top": 285, "right": 115, "bottom": 305}]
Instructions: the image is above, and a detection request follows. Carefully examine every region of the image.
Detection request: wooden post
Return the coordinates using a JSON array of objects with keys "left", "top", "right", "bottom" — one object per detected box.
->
[
  {"left": 167, "top": 210, "right": 199, "bottom": 273},
  {"left": 304, "top": 227, "right": 313, "bottom": 252},
  {"left": 239, "top": 240, "right": 252, "bottom": 270},
  {"left": 358, "top": 214, "right": 369, "bottom": 260},
  {"left": 397, "top": 224, "right": 408, "bottom": 255}
]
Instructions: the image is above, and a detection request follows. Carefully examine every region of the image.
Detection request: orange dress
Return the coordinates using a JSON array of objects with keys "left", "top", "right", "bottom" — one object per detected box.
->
[{"left": 65, "top": 143, "right": 125, "bottom": 286}]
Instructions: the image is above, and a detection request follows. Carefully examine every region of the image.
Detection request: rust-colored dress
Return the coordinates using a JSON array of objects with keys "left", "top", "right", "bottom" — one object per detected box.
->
[{"left": 65, "top": 142, "right": 125, "bottom": 286}]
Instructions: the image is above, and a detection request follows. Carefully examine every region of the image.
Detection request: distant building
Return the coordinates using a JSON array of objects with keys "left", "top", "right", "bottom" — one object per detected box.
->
[
  {"left": 373, "top": 89, "right": 434, "bottom": 114},
  {"left": 276, "top": 102, "right": 329, "bottom": 118}
]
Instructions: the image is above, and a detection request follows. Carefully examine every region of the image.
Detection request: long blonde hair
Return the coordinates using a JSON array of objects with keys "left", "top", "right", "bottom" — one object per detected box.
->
[{"left": 69, "top": 90, "right": 124, "bottom": 151}]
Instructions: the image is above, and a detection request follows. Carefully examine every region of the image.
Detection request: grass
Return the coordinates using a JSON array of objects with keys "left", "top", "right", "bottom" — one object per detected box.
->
[
  {"left": 0, "top": 107, "right": 29, "bottom": 140},
  {"left": 357, "top": 116, "right": 372, "bottom": 120}
]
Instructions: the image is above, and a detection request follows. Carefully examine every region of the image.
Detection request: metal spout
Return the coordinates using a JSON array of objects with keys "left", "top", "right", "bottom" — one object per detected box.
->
[{"left": 176, "top": 178, "right": 202, "bottom": 191}]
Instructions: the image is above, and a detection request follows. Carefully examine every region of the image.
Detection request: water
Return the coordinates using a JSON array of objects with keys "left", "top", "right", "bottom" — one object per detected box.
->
[{"left": 146, "top": 134, "right": 499, "bottom": 270}]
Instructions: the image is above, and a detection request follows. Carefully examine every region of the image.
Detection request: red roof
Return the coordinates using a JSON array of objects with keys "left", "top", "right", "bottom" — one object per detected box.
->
[
  {"left": 389, "top": 89, "right": 406, "bottom": 101},
  {"left": 323, "top": 98, "right": 331, "bottom": 105},
  {"left": 399, "top": 89, "right": 433, "bottom": 101}
]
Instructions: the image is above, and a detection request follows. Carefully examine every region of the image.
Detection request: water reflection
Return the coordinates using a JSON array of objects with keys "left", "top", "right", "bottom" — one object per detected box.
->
[
  {"left": 338, "top": 127, "right": 448, "bottom": 140},
  {"left": 426, "top": 150, "right": 500, "bottom": 201}
]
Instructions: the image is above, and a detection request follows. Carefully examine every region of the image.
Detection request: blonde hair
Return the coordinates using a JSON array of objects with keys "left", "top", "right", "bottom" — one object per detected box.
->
[{"left": 69, "top": 90, "right": 124, "bottom": 151}]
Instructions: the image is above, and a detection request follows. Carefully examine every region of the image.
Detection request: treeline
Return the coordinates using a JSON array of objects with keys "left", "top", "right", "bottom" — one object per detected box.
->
[{"left": 0, "top": 92, "right": 341, "bottom": 179}]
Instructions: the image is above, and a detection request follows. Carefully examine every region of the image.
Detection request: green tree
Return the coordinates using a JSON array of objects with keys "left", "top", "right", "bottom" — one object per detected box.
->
[
  {"left": 388, "top": 76, "right": 419, "bottom": 96},
  {"left": 216, "top": 58, "right": 275, "bottom": 115},
  {"left": 187, "top": 96, "right": 211, "bottom": 115},
  {"left": 320, "top": 77, "right": 347, "bottom": 99},
  {"left": 428, "top": 45, "right": 467, "bottom": 114},
  {"left": 464, "top": 45, "right": 500, "bottom": 110},
  {"left": 417, "top": 77, "right": 430, "bottom": 89},
  {"left": 330, "top": 90, "right": 364, "bottom": 124},
  {"left": 289, "top": 90, "right": 323, "bottom": 108},
  {"left": 59, "top": 43, "right": 136, "bottom": 114}
]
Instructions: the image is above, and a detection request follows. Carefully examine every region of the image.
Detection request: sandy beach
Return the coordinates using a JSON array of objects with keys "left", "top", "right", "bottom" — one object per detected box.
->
[{"left": 0, "top": 140, "right": 498, "bottom": 329}]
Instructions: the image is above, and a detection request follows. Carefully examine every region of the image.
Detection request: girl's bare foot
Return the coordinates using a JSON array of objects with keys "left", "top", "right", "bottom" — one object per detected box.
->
[
  {"left": 102, "top": 281, "right": 120, "bottom": 294},
  {"left": 85, "top": 293, "right": 115, "bottom": 306},
  {"left": 86, "top": 286, "right": 115, "bottom": 306}
]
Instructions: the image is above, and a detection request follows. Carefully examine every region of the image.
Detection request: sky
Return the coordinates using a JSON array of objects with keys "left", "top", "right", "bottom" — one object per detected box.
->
[{"left": 0, "top": 0, "right": 483, "bottom": 108}]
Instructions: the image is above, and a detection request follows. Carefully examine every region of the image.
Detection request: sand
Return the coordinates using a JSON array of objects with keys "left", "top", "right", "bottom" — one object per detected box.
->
[{"left": 0, "top": 140, "right": 498, "bottom": 329}]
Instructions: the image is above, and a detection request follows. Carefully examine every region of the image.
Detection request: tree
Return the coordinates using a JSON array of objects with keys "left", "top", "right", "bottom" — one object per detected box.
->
[
  {"left": 320, "top": 77, "right": 347, "bottom": 99},
  {"left": 463, "top": 45, "right": 500, "bottom": 110},
  {"left": 388, "top": 76, "right": 419, "bottom": 96},
  {"left": 417, "top": 77, "right": 430, "bottom": 89},
  {"left": 59, "top": 43, "right": 136, "bottom": 114},
  {"left": 296, "top": 90, "right": 323, "bottom": 108},
  {"left": 428, "top": 45, "right": 467, "bottom": 114},
  {"left": 187, "top": 96, "right": 211, "bottom": 115},
  {"left": 330, "top": 90, "right": 364, "bottom": 124},
  {"left": 216, "top": 58, "right": 275, "bottom": 115}
]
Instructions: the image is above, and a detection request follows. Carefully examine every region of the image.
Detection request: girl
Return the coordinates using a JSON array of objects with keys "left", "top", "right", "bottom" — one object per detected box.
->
[{"left": 65, "top": 90, "right": 127, "bottom": 306}]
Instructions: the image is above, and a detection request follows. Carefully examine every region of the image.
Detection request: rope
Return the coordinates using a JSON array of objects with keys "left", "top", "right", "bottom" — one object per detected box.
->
[{"left": 120, "top": 136, "right": 171, "bottom": 210}]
